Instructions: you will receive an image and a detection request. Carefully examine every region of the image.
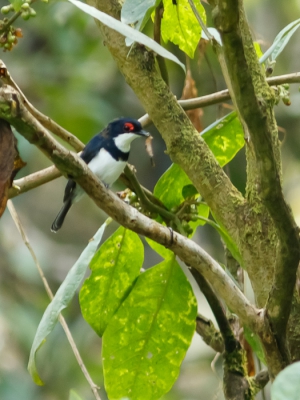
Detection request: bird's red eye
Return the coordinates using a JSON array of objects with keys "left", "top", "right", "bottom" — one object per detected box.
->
[{"left": 124, "top": 122, "right": 135, "bottom": 132}]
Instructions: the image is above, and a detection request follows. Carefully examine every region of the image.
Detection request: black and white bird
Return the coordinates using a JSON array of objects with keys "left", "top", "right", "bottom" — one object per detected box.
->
[{"left": 51, "top": 118, "right": 149, "bottom": 232}]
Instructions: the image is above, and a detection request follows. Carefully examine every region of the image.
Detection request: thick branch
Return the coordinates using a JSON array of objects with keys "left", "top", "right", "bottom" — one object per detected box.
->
[
  {"left": 211, "top": 0, "right": 300, "bottom": 373},
  {"left": 0, "top": 84, "right": 261, "bottom": 333}
]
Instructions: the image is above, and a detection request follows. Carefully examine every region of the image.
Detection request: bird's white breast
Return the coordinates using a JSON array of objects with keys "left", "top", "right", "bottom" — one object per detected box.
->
[{"left": 88, "top": 148, "right": 127, "bottom": 186}]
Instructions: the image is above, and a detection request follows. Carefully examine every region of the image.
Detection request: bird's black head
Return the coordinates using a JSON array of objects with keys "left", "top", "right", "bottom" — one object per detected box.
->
[{"left": 107, "top": 118, "right": 149, "bottom": 138}]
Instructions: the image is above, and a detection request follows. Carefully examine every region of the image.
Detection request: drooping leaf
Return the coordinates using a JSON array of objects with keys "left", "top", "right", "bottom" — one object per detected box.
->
[
  {"left": 259, "top": 18, "right": 300, "bottom": 64},
  {"left": 28, "top": 220, "right": 110, "bottom": 385},
  {"left": 271, "top": 361, "right": 300, "bottom": 400},
  {"left": 161, "top": 0, "right": 206, "bottom": 58},
  {"left": 102, "top": 256, "right": 197, "bottom": 400},
  {"left": 68, "top": 0, "right": 186, "bottom": 71},
  {"left": 80, "top": 227, "right": 143, "bottom": 337}
]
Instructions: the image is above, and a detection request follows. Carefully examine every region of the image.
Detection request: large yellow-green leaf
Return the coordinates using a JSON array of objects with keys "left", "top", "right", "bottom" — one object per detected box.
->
[
  {"left": 79, "top": 227, "right": 143, "bottom": 337},
  {"left": 161, "top": 0, "right": 206, "bottom": 58},
  {"left": 102, "top": 256, "right": 197, "bottom": 400}
]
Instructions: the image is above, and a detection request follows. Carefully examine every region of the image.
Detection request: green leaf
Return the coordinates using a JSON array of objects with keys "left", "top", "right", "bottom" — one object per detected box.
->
[
  {"left": 201, "top": 111, "right": 244, "bottom": 167},
  {"left": 243, "top": 326, "right": 266, "bottom": 365},
  {"left": 28, "top": 220, "right": 111, "bottom": 385},
  {"left": 271, "top": 361, "right": 300, "bottom": 400},
  {"left": 259, "top": 18, "right": 300, "bottom": 64},
  {"left": 146, "top": 237, "right": 174, "bottom": 260},
  {"left": 154, "top": 163, "right": 192, "bottom": 210},
  {"left": 182, "top": 184, "right": 198, "bottom": 199},
  {"left": 153, "top": 163, "right": 209, "bottom": 235},
  {"left": 102, "top": 256, "right": 197, "bottom": 400},
  {"left": 161, "top": 0, "right": 206, "bottom": 58},
  {"left": 80, "top": 227, "right": 144, "bottom": 337},
  {"left": 68, "top": 0, "right": 186, "bottom": 71}
]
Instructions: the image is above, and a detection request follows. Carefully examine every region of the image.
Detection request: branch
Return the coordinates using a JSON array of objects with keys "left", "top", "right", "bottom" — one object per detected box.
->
[
  {"left": 0, "top": 84, "right": 261, "bottom": 334},
  {"left": 8, "top": 71, "right": 300, "bottom": 199},
  {"left": 7, "top": 200, "right": 102, "bottom": 400},
  {"left": 211, "top": 0, "right": 300, "bottom": 374},
  {"left": 196, "top": 314, "right": 224, "bottom": 353}
]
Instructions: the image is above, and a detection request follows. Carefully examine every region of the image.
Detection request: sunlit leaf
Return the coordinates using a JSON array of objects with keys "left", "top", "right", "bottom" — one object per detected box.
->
[
  {"left": 102, "top": 256, "right": 197, "bottom": 400},
  {"left": 259, "top": 18, "right": 300, "bottom": 64},
  {"left": 271, "top": 361, "right": 300, "bottom": 400},
  {"left": 28, "top": 220, "right": 110, "bottom": 385},
  {"left": 201, "top": 111, "right": 244, "bottom": 167},
  {"left": 161, "top": 0, "right": 206, "bottom": 58},
  {"left": 80, "top": 227, "right": 143, "bottom": 337},
  {"left": 68, "top": 0, "right": 186, "bottom": 71}
]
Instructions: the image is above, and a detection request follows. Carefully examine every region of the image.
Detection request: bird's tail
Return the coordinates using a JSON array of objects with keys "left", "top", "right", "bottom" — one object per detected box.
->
[{"left": 51, "top": 200, "right": 72, "bottom": 233}]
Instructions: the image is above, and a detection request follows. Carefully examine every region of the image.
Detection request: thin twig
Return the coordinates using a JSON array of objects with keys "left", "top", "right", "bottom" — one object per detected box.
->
[{"left": 7, "top": 200, "right": 102, "bottom": 400}]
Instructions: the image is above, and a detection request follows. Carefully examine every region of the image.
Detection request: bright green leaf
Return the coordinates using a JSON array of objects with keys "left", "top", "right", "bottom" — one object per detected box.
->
[
  {"left": 80, "top": 227, "right": 144, "bottom": 337},
  {"left": 68, "top": 0, "right": 186, "bottom": 71},
  {"left": 271, "top": 361, "right": 300, "bottom": 400},
  {"left": 102, "top": 256, "right": 197, "bottom": 400},
  {"left": 259, "top": 18, "right": 300, "bottom": 64},
  {"left": 28, "top": 220, "right": 111, "bottom": 385},
  {"left": 201, "top": 111, "right": 244, "bottom": 167},
  {"left": 154, "top": 163, "right": 192, "bottom": 210},
  {"left": 161, "top": 0, "right": 206, "bottom": 58},
  {"left": 146, "top": 237, "right": 173, "bottom": 260}
]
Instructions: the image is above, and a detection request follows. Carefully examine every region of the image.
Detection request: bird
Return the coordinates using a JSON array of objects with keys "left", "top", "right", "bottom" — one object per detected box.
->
[{"left": 51, "top": 117, "right": 149, "bottom": 232}]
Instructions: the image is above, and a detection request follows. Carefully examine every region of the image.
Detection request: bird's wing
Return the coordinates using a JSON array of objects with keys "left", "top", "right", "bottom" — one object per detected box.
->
[
  {"left": 63, "top": 134, "right": 105, "bottom": 202},
  {"left": 80, "top": 134, "right": 106, "bottom": 164}
]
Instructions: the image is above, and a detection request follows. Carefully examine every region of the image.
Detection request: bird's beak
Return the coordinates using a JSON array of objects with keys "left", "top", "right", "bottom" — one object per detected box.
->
[{"left": 138, "top": 129, "right": 150, "bottom": 137}]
